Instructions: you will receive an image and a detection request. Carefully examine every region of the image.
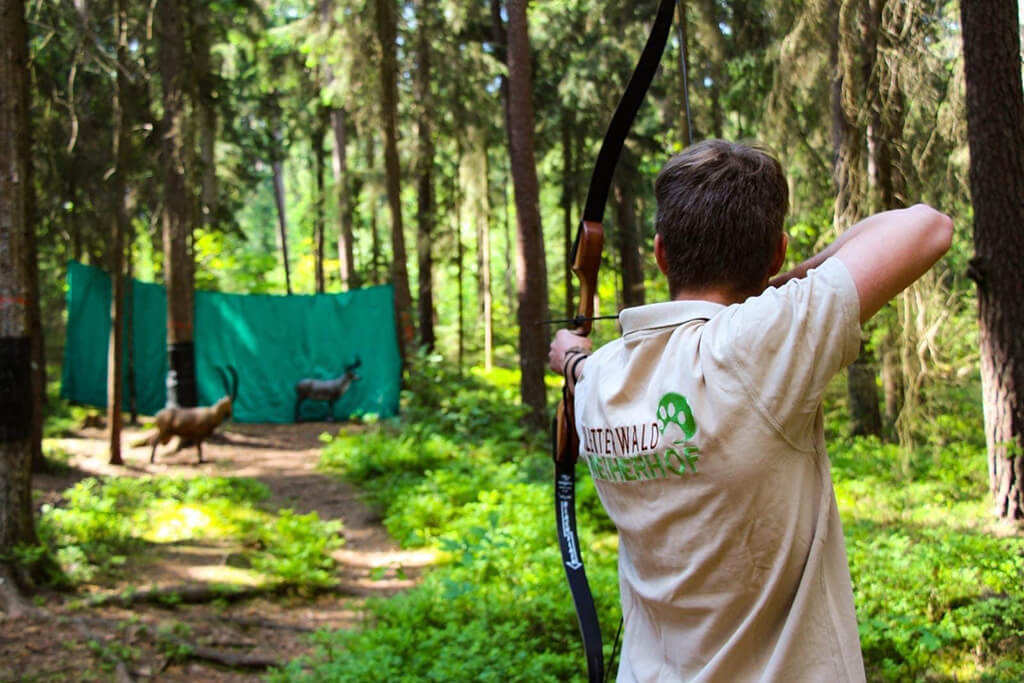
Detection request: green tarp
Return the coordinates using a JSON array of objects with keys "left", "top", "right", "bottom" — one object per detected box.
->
[{"left": 61, "top": 261, "right": 401, "bottom": 422}]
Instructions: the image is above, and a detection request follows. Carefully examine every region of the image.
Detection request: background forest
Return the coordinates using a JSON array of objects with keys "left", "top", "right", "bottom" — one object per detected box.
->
[
  {"left": 3, "top": 0, "right": 1024, "bottom": 680},
  {"left": 16, "top": 0, "right": 987, "bottom": 434}
]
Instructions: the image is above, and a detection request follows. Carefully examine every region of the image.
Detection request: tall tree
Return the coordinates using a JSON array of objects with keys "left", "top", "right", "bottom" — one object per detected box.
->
[
  {"left": 191, "top": 1, "right": 218, "bottom": 230},
  {"left": 271, "top": 121, "right": 293, "bottom": 295},
  {"left": 376, "top": 0, "right": 414, "bottom": 360},
  {"left": 331, "top": 107, "right": 357, "bottom": 289},
  {"left": 158, "top": 0, "right": 197, "bottom": 408},
  {"left": 613, "top": 150, "right": 645, "bottom": 309},
  {"left": 22, "top": 0, "right": 43, "bottom": 474},
  {"left": 107, "top": 0, "right": 131, "bottom": 465},
  {"left": 961, "top": 0, "right": 1024, "bottom": 520},
  {"left": 468, "top": 126, "right": 493, "bottom": 371},
  {"left": 505, "top": 0, "right": 549, "bottom": 429},
  {"left": 0, "top": 0, "right": 39, "bottom": 615},
  {"left": 312, "top": 101, "right": 328, "bottom": 293},
  {"left": 415, "top": 0, "right": 436, "bottom": 351}
]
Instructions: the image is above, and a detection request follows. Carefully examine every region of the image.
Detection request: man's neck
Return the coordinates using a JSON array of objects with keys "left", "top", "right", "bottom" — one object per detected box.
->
[
  {"left": 671, "top": 276, "right": 771, "bottom": 306},
  {"left": 671, "top": 288, "right": 744, "bottom": 306}
]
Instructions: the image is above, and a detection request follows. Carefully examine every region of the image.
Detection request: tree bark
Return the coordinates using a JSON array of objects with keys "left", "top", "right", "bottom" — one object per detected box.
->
[
  {"left": 0, "top": 0, "right": 41, "bottom": 588},
  {"left": 376, "top": 0, "right": 414, "bottom": 362},
  {"left": 313, "top": 104, "right": 328, "bottom": 294},
  {"left": 469, "top": 127, "right": 493, "bottom": 372},
  {"left": 505, "top": 0, "right": 550, "bottom": 429},
  {"left": 561, "top": 109, "right": 575, "bottom": 320},
  {"left": 272, "top": 155, "right": 292, "bottom": 296},
  {"left": 961, "top": 0, "right": 1024, "bottom": 520},
  {"left": 675, "top": 0, "right": 693, "bottom": 145},
  {"left": 365, "top": 134, "right": 382, "bottom": 286},
  {"left": 20, "top": 0, "right": 43, "bottom": 474},
  {"left": 158, "top": 0, "right": 197, "bottom": 408},
  {"left": 318, "top": 0, "right": 357, "bottom": 291},
  {"left": 107, "top": 0, "right": 130, "bottom": 465},
  {"left": 331, "top": 108, "right": 356, "bottom": 290},
  {"left": 414, "top": 0, "right": 435, "bottom": 352},
  {"left": 192, "top": 3, "right": 217, "bottom": 229},
  {"left": 614, "top": 152, "right": 645, "bottom": 309}
]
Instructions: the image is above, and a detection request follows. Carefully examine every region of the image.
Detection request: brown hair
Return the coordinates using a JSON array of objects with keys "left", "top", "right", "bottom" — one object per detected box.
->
[{"left": 654, "top": 139, "right": 789, "bottom": 298}]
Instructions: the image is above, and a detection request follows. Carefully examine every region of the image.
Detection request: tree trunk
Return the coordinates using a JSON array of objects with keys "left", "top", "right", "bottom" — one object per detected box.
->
[
  {"left": 0, "top": 0, "right": 41, "bottom": 596},
  {"left": 192, "top": 4, "right": 217, "bottom": 229},
  {"left": 506, "top": 0, "right": 550, "bottom": 430},
  {"left": 468, "top": 127, "right": 493, "bottom": 372},
  {"left": 20, "top": 1, "right": 43, "bottom": 474},
  {"left": 365, "top": 134, "right": 382, "bottom": 286},
  {"left": 376, "top": 0, "right": 414, "bottom": 362},
  {"left": 158, "top": 0, "right": 197, "bottom": 409},
  {"left": 614, "top": 152, "right": 645, "bottom": 309},
  {"left": 313, "top": 105, "right": 328, "bottom": 294},
  {"left": 961, "top": 0, "right": 1024, "bottom": 520},
  {"left": 318, "top": 0, "right": 357, "bottom": 291},
  {"left": 675, "top": 0, "right": 693, "bottom": 145},
  {"left": 331, "top": 108, "right": 356, "bottom": 290},
  {"left": 454, "top": 154, "right": 464, "bottom": 369},
  {"left": 561, "top": 109, "right": 575, "bottom": 320},
  {"left": 125, "top": 216, "right": 138, "bottom": 425},
  {"left": 107, "top": 0, "right": 129, "bottom": 465},
  {"left": 415, "top": 0, "right": 435, "bottom": 351},
  {"left": 272, "top": 156, "right": 292, "bottom": 296}
]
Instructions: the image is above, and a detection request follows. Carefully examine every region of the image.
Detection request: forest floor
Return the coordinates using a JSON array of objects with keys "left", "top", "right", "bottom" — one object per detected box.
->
[{"left": 1, "top": 420, "right": 434, "bottom": 682}]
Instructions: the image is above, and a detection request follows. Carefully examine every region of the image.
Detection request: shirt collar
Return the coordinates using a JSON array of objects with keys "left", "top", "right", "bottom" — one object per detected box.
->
[{"left": 619, "top": 299, "right": 726, "bottom": 336}]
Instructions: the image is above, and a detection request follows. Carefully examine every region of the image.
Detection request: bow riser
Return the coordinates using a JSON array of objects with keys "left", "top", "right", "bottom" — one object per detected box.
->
[{"left": 569, "top": 220, "right": 605, "bottom": 337}]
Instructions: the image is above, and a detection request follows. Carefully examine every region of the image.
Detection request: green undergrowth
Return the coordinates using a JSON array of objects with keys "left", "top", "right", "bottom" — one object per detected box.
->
[
  {"left": 28, "top": 475, "right": 342, "bottom": 591},
  {"left": 277, "top": 355, "right": 1023, "bottom": 682}
]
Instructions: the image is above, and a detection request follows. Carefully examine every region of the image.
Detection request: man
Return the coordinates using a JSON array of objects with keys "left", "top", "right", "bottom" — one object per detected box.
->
[{"left": 548, "top": 139, "right": 952, "bottom": 681}]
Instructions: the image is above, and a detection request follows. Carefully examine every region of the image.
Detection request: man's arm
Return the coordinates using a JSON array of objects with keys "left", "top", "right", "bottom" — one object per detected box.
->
[{"left": 771, "top": 204, "right": 953, "bottom": 323}]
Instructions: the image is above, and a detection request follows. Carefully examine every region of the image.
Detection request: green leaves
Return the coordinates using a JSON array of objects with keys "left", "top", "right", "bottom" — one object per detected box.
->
[{"left": 36, "top": 475, "right": 342, "bottom": 590}]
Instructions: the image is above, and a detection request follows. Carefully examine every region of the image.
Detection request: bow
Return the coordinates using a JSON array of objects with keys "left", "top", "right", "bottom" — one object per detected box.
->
[{"left": 552, "top": 2, "right": 677, "bottom": 681}]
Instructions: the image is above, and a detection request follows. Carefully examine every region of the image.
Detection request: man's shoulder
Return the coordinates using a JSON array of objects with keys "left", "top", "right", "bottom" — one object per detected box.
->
[{"left": 722, "top": 257, "right": 859, "bottom": 332}]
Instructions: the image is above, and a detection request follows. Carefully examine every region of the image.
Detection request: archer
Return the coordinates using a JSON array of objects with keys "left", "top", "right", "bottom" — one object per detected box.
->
[{"left": 549, "top": 139, "right": 952, "bottom": 681}]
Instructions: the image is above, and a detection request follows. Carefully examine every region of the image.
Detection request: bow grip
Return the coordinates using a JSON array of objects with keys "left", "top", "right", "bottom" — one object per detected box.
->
[{"left": 570, "top": 220, "right": 604, "bottom": 336}]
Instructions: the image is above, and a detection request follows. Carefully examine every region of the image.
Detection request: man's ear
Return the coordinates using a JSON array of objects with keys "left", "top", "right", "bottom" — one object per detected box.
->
[
  {"left": 654, "top": 233, "right": 670, "bottom": 276},
  {"left": 769, "top": 233, "right": 789, "bottom": 277}
]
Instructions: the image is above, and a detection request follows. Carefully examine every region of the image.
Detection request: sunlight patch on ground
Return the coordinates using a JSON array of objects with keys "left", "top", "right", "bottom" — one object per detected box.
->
[
  {"left": 187, "top": 564, "right": 267, "bottom": 586},
  {"left": 332, "top": 547, "right": 437, "bottom": 571},
  {"left": 145, "top": 504, "right": 213, "bottom": 542}
]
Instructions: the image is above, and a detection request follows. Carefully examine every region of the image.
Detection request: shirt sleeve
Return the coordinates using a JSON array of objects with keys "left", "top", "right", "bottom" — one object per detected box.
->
[{"left": 706, "top": 257, "right": 861, "bottom": 442}]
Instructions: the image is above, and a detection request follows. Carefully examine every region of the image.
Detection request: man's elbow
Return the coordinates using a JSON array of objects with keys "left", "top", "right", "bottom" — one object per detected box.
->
[{"left": 912, "top": 203, "right": 954, "bottom": 260}]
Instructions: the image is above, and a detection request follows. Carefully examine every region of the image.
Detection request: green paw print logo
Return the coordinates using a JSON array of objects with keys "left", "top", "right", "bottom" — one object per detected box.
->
[{"left": 657, "top": 392, "right": 697, "bottom": 439}]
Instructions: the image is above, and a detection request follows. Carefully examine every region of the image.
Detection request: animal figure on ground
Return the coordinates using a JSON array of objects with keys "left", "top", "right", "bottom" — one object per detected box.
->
[
  {"left": 295, "top": 357, "right": 362, "bottom": 422},
  {"left": 137, "top": 366, "right": 238, "bottom": 464}
]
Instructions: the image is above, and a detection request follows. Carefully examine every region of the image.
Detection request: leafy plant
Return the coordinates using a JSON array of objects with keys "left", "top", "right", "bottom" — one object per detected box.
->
[{"left": 36, "top": 475, "right": 343, "bottom": 590}]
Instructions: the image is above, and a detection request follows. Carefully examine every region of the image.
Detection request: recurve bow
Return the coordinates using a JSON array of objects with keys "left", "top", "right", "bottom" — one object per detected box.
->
[{"left": 552, "top": 2, "right": 677, "bottom": 681}]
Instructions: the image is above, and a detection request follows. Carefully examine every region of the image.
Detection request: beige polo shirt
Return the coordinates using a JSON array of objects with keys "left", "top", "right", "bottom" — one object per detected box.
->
[{"left": 575, "top": 257, "right": 865, "bottom": 682}]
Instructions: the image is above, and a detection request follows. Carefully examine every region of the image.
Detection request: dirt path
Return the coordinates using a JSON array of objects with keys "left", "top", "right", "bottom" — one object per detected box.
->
[{"left": 1, "top": 421, "right": 433, "bottom": 682}]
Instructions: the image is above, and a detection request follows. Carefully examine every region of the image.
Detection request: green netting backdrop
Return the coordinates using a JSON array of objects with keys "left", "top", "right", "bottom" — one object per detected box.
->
[{"left": 61, "top": 261, "right": 401, "bottom": 422}]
